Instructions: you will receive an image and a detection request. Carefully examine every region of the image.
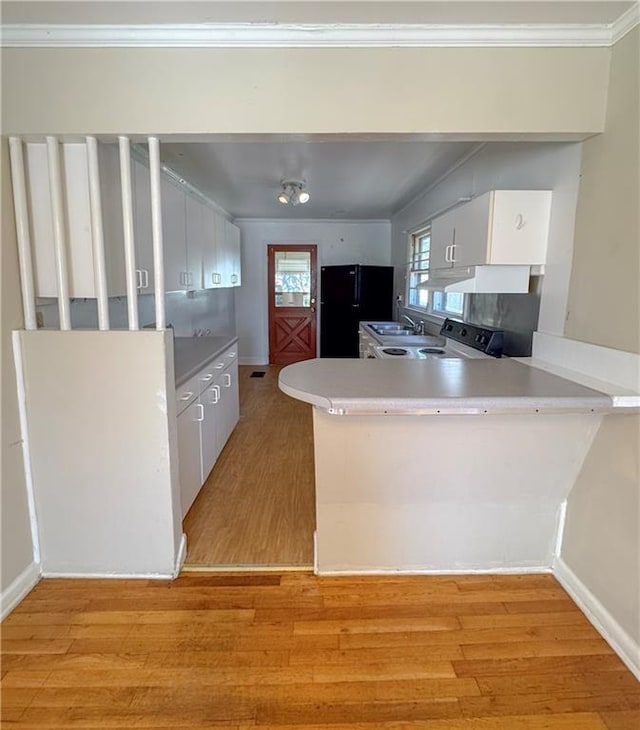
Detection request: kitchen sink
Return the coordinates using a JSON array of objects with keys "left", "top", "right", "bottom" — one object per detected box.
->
[
  {"left": 370, "top": 323, "right": 415, "bottom": 335},
  {"left": 372, "top": 329, "right": 415, "bottom": 336}
]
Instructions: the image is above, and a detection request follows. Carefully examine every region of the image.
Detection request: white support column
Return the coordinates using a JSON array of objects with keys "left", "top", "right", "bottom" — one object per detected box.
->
[
  {"left": 45, "top": 136, "right": 71, "bottom": 330},
  {"left": 147, "top": 137, "right": 165, "bottom": 330},
  {"left": 86, "top": 137, "right": 110, "bottom": 331},
  {"left": 8, "top": 137, "right": 37, "bottom": 330},
  {"left": 118, "top": 136, "right": 139, "bottom": 331}
]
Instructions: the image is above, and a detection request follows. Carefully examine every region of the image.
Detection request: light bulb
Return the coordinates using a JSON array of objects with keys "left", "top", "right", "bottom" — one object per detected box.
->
[
  {"left": 277, "top": 190, "right": 290, "bottom": 205},
  {"left": 298, "top": 190, "right": 310, "bottom": 204}
]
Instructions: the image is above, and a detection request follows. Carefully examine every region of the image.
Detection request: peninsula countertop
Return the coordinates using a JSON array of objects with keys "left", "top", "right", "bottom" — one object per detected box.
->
[
  {"left": 279, "top": 357, "right": 616, "bottom": 415},
  {"left": 173, "top": 335, "right": 238, "bottom": 386}
]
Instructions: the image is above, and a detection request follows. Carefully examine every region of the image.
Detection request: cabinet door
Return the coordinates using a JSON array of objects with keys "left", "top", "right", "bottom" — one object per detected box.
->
[
  {"left": 488, "top": 191, "right": 552, "bottom": 265},
  {"left": 161, "top": 177, "right": 188, "bottom": 292},
  {"left": 200, "top": 382, "right": 222, "bottom": 482},
  {"left": 220, "top": 360, "right": 240, "bottom": 448},
  {"left": 132, "top": 158, "right": 155, "bottom": 293},
  {"left": 430, "top": 209, "right": 456, "bottom": 270},
  {"left": 177, "top": 400, "right": 204, "bottom": 518},
  {"left": 219, "top": 217, "right": 233, "bottom": 288},
  {"left": 26, "top": 142, "right": 127, "bottom": 299},
  {"left": 97, "top": 143, "right": 127, "bottom": 297},
  {"left": 202, "top": 205, "right": 221, "bottom": 289},
  {"left": 227, "top": 222, "right": 242, "bottom": 287},
  {"left": 451, "top": 193, "right": 492, "bottom": 268},
  {"left": 185, "top": 194, "right": 205, "bottom": 290}
]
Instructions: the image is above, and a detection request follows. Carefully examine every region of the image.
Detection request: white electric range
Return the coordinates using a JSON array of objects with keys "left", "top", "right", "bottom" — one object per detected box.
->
[{"left": 372, "top": 318, "right": 504, "bottom": 360}]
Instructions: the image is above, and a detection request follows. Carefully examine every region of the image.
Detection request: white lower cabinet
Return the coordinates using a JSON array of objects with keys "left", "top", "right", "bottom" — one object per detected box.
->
[
  {"left": 177, "top": 399, "right": 204, "bottom": 518},
  {"left": 176, "top": 344, "right": 240, "bottom": 518}
]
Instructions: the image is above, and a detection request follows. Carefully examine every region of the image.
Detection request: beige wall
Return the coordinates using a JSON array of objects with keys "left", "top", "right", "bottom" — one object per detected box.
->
[
  {"left": 565, "top": 27, "right": 640, "bottom": 352},
  {"left": 560, "top": 28, "right": 640, "bottom": 672},
  {"left": 2, "top": 46, "right": 609, "bottom": 136},
  {"left": 1, "top": 141, "right": 36, "bottom": 592},
  {"left": 561, "top": 414, "right": 639, "bottom": 646}
]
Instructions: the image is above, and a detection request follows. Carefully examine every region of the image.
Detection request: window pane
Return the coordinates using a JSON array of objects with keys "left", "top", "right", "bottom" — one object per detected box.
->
[
  {"left": 433, "top": 291, "right": 464, "bottom": 316},
  {"left": 274, "top": 251, "right": 311, "bottom": 307}
]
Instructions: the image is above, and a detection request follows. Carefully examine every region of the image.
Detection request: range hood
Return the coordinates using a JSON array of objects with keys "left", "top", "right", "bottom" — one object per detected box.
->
[{"left": 418, "top": 265, "right": 531, "bottom": 294}]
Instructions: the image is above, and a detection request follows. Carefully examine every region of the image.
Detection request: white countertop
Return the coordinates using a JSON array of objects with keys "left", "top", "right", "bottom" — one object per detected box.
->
[
  {"left": 174, "top": 335, "right": 238, "bottom": 386},
  {"left": 279, "top": 357, "right": 615, "bottom": 415}
]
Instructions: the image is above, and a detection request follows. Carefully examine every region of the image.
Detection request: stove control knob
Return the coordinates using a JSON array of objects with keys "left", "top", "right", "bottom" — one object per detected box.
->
[{"left": 460, "top": 328, "right": 467, "bottom": 337}]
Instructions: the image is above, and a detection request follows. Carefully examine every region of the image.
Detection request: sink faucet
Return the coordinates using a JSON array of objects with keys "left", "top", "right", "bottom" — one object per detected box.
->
[
  {"left": 402, "top": 314, "right": 426, "bottom": 335},
  {"left": 402, "top": 314, "right": 417, "bottom": 329}
]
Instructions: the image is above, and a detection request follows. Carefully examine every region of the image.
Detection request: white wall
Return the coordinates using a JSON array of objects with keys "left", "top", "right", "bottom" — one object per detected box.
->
[
  {"left": 37, "top": 288, "right": 236, "bottom": 339},
  {"left": 17, "top": 330, "right": 183, "bottom": 577},
  {"left": 235, "top": 219, "right": 391, "bottom": 364},
  {"left": 390, "top": 141, "right": 584, "bottom": 336}
]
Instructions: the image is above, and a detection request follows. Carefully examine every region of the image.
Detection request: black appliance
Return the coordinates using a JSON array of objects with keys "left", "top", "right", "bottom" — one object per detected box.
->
[
  {"left": 440, "top": 318, "right": 504, "bottom": 357},
  {"left": 320, "top": 265, "right": 394, "bottom": 357}
]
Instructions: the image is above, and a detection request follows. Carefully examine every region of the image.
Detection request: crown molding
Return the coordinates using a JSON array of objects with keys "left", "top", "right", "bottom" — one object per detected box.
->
[
  {"left": 611, "top": 2, "right": 640, "bottom": 44},
  {"left": 0, "top": 21, "right": 631, "bottom": 49}
]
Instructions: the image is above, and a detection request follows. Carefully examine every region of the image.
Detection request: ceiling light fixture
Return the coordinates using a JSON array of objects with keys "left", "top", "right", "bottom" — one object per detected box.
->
[{"left": 277, "top": 180, "right": 310, "bottom": 206}]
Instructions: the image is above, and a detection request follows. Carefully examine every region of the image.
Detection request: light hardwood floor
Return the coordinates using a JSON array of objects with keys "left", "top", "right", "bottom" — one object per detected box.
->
[
  {"left": 2, "top": 572, "right": 638, "bottom": 728},
  {"left": 183, "top": 365, "right": 316, "bottom": 566}
]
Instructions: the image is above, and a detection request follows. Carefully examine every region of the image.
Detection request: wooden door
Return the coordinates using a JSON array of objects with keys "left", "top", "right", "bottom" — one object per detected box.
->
[{"left": 268, "top": 245, "right": 317, "bottom": 365}]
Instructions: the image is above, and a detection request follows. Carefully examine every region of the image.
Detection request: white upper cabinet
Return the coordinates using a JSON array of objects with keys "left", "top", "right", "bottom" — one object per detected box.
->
[
  {"left": 216, "top": 213, "right": 231, "bottom": 287},
  {"left": 430, "top": 208, "right": 456, "bottom": 270},
  {"left": 185, "top": 193, "right": 205, "bottom": 290},
  {"left": 431, "top": 190, "right": 552, "bottom": 271},
  {"left": 202, "top": 206, "right": 221, "bottom": 289},
  {"left": 24, "top": 141, "right": 241, "bottom": 298},
  {"left": 26, "top": 142, "right": 126, "bottom": 298},
  {"left": 132, "top": 158, "right": 155, "bottom": 293},
  {"left": 226, "top": 221, "right": 242, "bottom": 287},
  {"left": 161, "top": 176, "right": 189, "bottom": 292}
]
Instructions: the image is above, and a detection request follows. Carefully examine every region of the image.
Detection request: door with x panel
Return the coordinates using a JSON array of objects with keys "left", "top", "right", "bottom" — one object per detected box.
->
[{"left": 268, "top": 244, "right": 318, "bottom": 365}]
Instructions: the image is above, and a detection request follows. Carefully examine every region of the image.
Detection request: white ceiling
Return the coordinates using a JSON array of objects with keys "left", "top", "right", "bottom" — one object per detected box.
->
[
  {"left": 2, "top": 1, "right": 635, "bottom": 26},
  {"left": 160, "top": 139, "right": 480, "bottom": 219}
]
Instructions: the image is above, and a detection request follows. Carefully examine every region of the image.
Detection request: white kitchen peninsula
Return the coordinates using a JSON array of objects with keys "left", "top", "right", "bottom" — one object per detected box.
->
[{"left": 280, "top": 358, "right": 630, "bottom": 575}]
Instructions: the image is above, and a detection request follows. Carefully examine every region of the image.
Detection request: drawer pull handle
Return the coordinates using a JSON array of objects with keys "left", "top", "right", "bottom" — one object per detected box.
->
[
  {"left": 179, "top": 391, "right": 193, "bottom": 401},
  {"left": 201, "top": 374, "right": 213, "bottom": 382},
  {"left": 195, "top": 404, "right": 204, "bottom": 422},
  {"left": 214, "top": 363, "right": 224, "bottom": 369},
  {"left": 223, "top": 373, "right": 231, "bottom": 387},
  {"left": 210, "top": 385, "right": 220, "bottom": 404}
]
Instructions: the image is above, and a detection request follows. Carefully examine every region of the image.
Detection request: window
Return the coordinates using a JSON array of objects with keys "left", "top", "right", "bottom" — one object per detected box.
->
[
  {"left": 432, "top": 291, "right": 464, "bottom": 317},
  {"left": 405, "top": 225, "right": 465, "bottom": 318},
  {"left": 407, "top": 227, "right": 431, "bottom": 309}
]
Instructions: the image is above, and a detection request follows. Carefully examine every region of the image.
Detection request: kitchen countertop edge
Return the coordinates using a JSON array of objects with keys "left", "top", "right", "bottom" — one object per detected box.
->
[{"left": 279, "top": 357, "right": 619, "bottom": 416}]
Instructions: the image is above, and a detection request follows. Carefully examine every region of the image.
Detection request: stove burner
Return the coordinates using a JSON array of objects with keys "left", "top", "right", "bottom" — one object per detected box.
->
[
  {"left": 418, "top": 348, "right": 446, "bottom": 355},
  {"left": 382, "top": 348, "right": 408, "bottom": 356}
]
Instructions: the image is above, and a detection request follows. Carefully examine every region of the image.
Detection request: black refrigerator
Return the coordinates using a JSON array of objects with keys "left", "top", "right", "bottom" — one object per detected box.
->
[{"left": 320, "top": 265, "right": 394, "bottom": 357}]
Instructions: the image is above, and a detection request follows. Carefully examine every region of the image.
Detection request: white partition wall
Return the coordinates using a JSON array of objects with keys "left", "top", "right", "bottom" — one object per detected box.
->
[{"left": 15, "top": 329, "right": 184, "bottom": 577}]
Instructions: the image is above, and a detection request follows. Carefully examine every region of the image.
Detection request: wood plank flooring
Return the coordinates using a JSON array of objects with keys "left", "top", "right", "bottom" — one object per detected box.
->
[
  {"left": 183, "top": 366, "right": 315, "bottom": 566},
  {"left": 2, "top": 572, "right": 639, "bottom": 728}
]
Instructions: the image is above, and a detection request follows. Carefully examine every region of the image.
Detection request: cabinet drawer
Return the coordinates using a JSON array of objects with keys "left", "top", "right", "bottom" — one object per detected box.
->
[
  {"left": 223, "top": 346, "right": 238, "bottom": 368},
  {"left": 176, "top": 373, "right": 200, "bottom": 414}
]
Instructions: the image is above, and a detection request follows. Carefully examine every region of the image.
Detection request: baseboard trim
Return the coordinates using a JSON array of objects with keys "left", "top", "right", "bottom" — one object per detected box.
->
[
  {"left": 239, "top": 357, "right": 268, "bottom": 366},
  {"left": 316, "top": 566, "right": 553, "bottom": 576},
  {"left": 42, "top": 570, "right": 176, "bottom": 579},
  {"left": 554, "top": 556, "right": 640, "bottom": 680},
  {"left": 1, "top": 561, "right": 41, "bottom": 619},
  {"left": 173, "top": 533, "right": 187, "bottom": 578}
]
